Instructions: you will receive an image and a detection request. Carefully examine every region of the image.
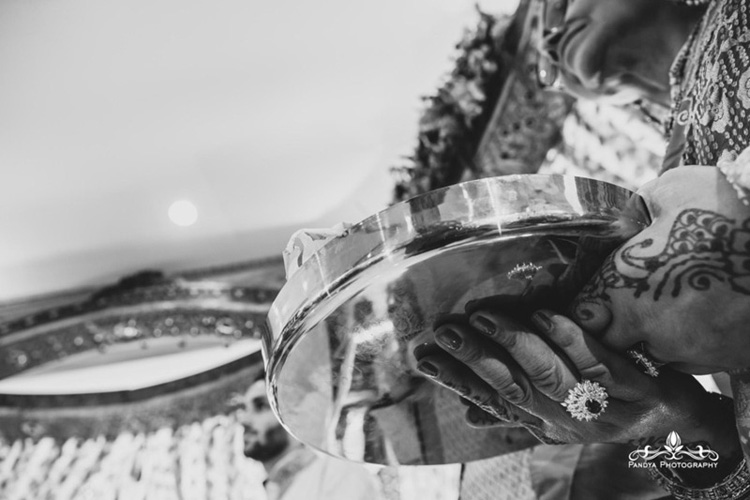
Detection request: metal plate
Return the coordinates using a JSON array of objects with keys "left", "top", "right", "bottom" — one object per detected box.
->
[{"left": 264, "top": 175, "right": 648, "bottom": 465}]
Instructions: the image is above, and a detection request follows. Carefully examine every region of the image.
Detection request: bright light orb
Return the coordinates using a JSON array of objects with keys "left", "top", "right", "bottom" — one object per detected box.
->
[{"left": 168, "top": 200, "right": 198, "bottom": 227}]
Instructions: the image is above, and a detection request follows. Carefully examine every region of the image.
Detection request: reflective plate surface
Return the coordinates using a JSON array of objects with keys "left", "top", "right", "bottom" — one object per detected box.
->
[{"left": 264, "top": 175, "right": 649, "bottom": 465}]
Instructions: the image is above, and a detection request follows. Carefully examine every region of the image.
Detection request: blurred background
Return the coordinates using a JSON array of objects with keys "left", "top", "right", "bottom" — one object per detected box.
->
[{"left": 0, "top": 0, "right": 518, "bottom": 301}]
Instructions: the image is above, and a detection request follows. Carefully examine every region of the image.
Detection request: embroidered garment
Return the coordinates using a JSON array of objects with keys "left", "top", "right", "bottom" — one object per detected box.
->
[
  {"left": 661, "top": 0, "right": 750, "bottom": 481},
  {"left": 664, "top": 0, "right": 750, "bottom": 172}
]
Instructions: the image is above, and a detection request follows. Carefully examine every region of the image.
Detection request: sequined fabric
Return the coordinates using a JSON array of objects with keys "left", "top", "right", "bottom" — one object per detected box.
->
[{"left": 666, "top": 0, "right": 750, "bottom": 171}]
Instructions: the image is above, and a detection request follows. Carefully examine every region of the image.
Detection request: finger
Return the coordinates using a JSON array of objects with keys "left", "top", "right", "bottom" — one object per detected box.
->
[
  {"left": 429, "top": 326, "right": 569, "bottom": 422},
  {"left": 531, "top": 310, "right": 651, "bottom": 399},
  {"left": 466, "top": 312, "right": 578, "bottom": 401},
  {"left": 569, "top": 294, "right": 613, "bottom": 334},
  {"left": 568, "top": 253, "right": 615, "bottom": 334},
  {"left": 415, "top": 351, "right": 534, "bottom": 425},
  {"left": 417, "top": 346, "right": 643, "bottom": 442},
  {"left": 432, "top": 323, "right": 534, "bottom": 408}
]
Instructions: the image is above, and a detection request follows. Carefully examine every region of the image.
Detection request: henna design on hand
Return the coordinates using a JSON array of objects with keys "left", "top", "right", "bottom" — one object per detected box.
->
[{"left": 574, "top": 209, "right": 750, "bottom": 314}]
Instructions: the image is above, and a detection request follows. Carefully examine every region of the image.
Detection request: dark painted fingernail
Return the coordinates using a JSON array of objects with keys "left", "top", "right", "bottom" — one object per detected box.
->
[
  {"left": 471, "top": 314, "right": 496, "bottom": 336},
  {"left": 532, "top": 310, "right": 553, "bottom": 333},
  {"left": 435, "top": 327, "right": 462, "bottom": 351},
  {"left": 416, "top": 361, "right": 439, "bottom": 377},
  {"left": 413, "top": 342, "right": 440, "bottom": 361}
]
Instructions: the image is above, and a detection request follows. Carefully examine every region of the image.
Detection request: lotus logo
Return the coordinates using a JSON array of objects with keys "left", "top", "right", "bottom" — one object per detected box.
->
[
  {"left": 628, "top": 431, "right": 719, "bottom": 463},
  {"left": 664, "top": 431, "right": 682, "bottom": 458}
]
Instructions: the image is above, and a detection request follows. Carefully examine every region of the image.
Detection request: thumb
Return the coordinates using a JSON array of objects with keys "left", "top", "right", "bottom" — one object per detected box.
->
[{"left": 568, "top": 296, "right": 613, "bottom": 334}]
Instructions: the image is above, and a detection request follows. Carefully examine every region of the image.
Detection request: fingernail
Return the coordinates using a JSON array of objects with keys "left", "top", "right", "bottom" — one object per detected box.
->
[
  {"left": 573, "top": 303, "right": 594, "bottom": 321},
  {"left": 412, "top": 342, "right": 440, "bottom": 361},
  {"left": 532, "top": 310, "right": 553, "bottom": 333},
  {"left": 435, "top": 327, "right": 462, "bottom": 351},
  {"left": 471, "top": 314, "right": 496, "bottom": 336},
  {"left": 578, "top": 308, "right": 594, "bottom": 320},
  {"left": 416, "top": 361, "right": 439, "bottom": 377}
]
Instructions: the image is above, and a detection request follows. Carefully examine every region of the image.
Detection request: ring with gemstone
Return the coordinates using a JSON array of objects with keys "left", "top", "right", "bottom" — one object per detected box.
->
[{"left": 561, "top": 380, "right": 609, "bottom": 421}]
